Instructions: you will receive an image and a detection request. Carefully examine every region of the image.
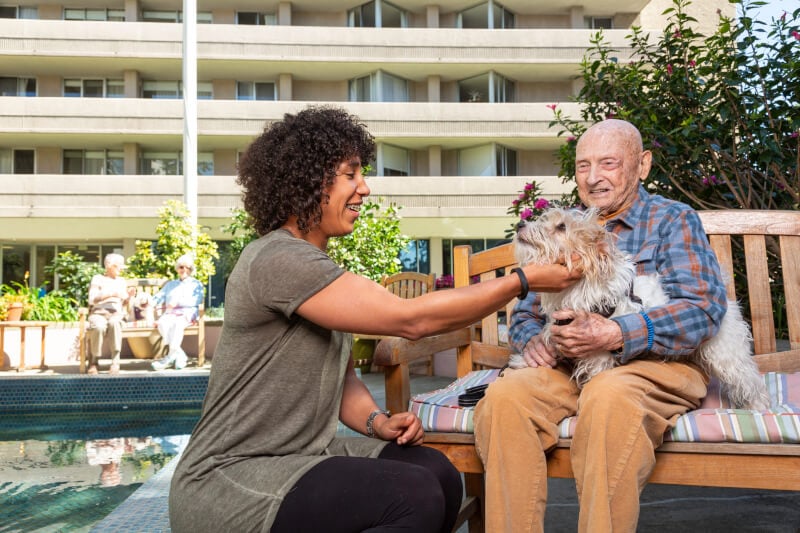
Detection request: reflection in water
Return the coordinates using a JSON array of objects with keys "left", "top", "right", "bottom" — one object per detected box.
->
[{"left": 0, "top": 435, "right": 190, "bottom": 532}]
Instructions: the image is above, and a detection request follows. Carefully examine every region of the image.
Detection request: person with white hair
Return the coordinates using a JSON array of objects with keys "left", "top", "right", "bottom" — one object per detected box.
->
[
  {"left": 150, "top": 254, "right": 205, "bottom": 370},
  {"left": 86, "top": 253, "right": 135, "bottom": 375}
]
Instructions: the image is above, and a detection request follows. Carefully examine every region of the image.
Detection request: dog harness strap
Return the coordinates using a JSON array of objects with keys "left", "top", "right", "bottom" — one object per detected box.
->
[{"left": 510, "top": 268, "right": 529, "bottom": 300}]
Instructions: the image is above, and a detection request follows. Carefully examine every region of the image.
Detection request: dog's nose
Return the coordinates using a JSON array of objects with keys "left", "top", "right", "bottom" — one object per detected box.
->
[{"left": 516, "top": 220, "right": 527, "bottom": 231}]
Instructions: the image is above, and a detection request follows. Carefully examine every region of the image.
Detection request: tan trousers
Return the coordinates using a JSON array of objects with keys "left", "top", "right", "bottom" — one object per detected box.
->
[
  {"left": 87, "top": 311, "right": 125, "bottom": 367},
  {"left": 473, "top": 360, "right": 707, "bottom": 533}
]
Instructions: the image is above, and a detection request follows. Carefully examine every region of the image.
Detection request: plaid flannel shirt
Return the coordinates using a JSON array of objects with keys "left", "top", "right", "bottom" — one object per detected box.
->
[{"left": 508, "top": 186, "right": 727, "bottom": 364}]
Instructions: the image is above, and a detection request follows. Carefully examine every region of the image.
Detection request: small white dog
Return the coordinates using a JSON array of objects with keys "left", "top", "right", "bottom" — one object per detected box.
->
[{"left": 508, "top": 207, "right": 769, "bottom": 410}]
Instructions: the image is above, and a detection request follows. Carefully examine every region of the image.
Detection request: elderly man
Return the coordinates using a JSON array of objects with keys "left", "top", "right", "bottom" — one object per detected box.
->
[
  {"left": 150, "top": 254, "right": 204, "bottom": 371},
  {"left": 474, "top": 119, "right": 728, "bottom": 532},
  {"left": 87, "top": 253, "right": 134, "bottom": 375}
]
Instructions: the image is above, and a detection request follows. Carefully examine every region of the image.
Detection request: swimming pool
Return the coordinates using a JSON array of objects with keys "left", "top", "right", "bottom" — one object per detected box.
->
[{"left": 0, "top": 372, "right": 207, "bottom": 532}]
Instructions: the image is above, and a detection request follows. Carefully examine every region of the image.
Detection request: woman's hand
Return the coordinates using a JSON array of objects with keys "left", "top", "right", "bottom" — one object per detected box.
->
[
  {"left": 374, "top": 412, "right": 424, "bottom": 446},
  {"left": 523, "top": 263, "right": 582, "bottom": 293}
]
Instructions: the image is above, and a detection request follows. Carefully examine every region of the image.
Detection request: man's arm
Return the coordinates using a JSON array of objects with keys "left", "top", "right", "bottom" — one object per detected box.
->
[{"left": 612, "top": 208, "right": 728, "bottom": 363}]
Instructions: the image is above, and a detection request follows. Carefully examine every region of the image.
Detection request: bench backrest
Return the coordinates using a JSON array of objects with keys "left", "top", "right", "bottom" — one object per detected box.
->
[
  {"left": 380, "top": 271, "right": 435, "bottom": 299},
  {"left": 452, "top": 209, "right": 800, "bottom": 378}
]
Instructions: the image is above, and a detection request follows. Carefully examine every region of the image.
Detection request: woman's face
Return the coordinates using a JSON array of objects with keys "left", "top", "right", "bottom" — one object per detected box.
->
[
  {"left": 317, "top": 157, "right": 370, "bottom": 239},
  {"left": 176, "top": 264, "right": 191, "bottom": 280}
]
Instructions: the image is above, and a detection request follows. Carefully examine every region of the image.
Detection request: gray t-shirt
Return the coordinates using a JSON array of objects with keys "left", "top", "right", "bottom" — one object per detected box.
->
[{"left": 169, "top": 229, "right": 387, "bottom": 532}]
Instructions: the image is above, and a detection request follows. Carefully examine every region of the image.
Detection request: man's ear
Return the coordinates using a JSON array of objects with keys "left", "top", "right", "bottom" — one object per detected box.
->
[{"left": 639, "top": 150, "right": 653, "bottom": 181}]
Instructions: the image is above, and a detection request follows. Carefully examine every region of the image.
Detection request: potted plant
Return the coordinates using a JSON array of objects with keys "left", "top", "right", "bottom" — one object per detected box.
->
[{"left": 0, "top": 280, "right": 35, "bottom": 322}]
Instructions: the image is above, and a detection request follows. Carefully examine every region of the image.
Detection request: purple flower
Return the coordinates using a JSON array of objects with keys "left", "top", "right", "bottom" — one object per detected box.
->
[
  {"left": 524, "top": 183, "right": 534, "bottom": 191},
  {"left": 534, "top": 198, "right": 551, "bottom": 210},
  {"left": 791, "top": 131, "right": 799, "bottom": 138},
  {"left": 652, "top": 139, "right": 662, "bottom": 148},
  {"left": 520, "top": 208, "right": 533, "bottom": 220},
  {"left": 511, "top": 199, "right": 520, "bottom": 206}
]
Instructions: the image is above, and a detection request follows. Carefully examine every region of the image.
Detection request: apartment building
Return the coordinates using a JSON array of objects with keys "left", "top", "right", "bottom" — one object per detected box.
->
[{"left": 0, "top": 0, "right": 729, "bottom": 304}]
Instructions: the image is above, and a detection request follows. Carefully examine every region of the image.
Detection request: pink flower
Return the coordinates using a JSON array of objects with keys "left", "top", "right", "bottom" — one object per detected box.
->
[
  {"left": 791, "top": 131, "right": 799, "bottom": 138},
  {"left": 793, "top": 31, "right": 800, "bottom": 41},
  {"left": 534, "top": 198, "right": 551, "bottom": 210},
  {"left": 511, "top": 199, "right": 520, "bottom": 206},
  {"left": 524, "top": 182, "right": 534, "bottom": 191},
  {"left": 520, "top": 208, "right": 533, "bottom": 220},
  {"left": 567, "top": 136, "right": 576, "bottom": 142},
  {"left": 673, "top": 30, "right": 682, "bottom": 38},
  {"left": 652, "top": 139, "right": 662, "bottom": 148},
  {"left": 666, "top": 64, "right": 673, "bottom": 75},
  {"left": 546, "top": 104, "right": 557, "bottom": 111},
  {"left": 689, "top": 60, "right": 696, "bottom": 68}
]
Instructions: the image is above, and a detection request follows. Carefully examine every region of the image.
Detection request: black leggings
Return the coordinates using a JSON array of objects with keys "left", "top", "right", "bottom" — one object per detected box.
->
[{"left": 271, "top": 443, "right": 462, "bottom": 533}]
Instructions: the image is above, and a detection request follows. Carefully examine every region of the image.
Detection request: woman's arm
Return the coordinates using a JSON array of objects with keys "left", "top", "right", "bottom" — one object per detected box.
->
[
  {"left": 338, "top": 357, "right": 423, "bottom": 446},
  {"left": 297, "top": 263, "right": 579, "bottom": 341}
]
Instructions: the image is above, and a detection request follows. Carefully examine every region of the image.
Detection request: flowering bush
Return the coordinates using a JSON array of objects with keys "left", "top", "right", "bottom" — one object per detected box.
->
[
  {"left": 505, "top": 181, "right": 560, "bottom": 238},
  {"left": 548, "top": 0, "right": 798, "bottom": 212},
  {"left": 435, "top": 274, "right": 454, "bottom": 289}
]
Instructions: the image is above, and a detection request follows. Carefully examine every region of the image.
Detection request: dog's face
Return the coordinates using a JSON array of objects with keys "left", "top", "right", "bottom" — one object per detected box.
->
[{"left": 513, "top": 208, "right": 622, "bottom": 285}]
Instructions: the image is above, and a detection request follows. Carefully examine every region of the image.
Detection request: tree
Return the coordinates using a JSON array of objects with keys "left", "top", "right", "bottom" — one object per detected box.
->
[
  {"left": 126, "top": 200, "right": 219, "bottom": 285},
  {"left": 547, "top": 0, "right": 798, "bottom": 212},
  {"left": 536, "top": 0, "right": 798, "bottom": 336},
  {"left": 224, "top": 200, "right": 410, "bottom": 282}
]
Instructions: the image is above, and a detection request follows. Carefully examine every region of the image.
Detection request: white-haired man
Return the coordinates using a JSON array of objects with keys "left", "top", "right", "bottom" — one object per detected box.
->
[{"left": 150, "top": 254, "right": 205, "bottom": 370}]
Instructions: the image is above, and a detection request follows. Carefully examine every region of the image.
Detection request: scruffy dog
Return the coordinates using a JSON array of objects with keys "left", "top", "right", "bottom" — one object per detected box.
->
[{"left": 508, "top": 207, "right": 770, "bottom": 410}]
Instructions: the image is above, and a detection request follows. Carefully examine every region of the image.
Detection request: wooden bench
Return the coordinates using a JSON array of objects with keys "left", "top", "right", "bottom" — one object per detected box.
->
[
  {"left": 78, "top": 278, "right": 206, "bottom": 373},
  {"left": 374, "top": 210, "right": 800, "bottom": 532}
]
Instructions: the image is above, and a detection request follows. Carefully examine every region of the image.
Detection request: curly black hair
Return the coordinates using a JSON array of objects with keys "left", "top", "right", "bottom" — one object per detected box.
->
[{"left": 237, "top": 106, "right": 376, "bottom": 236}]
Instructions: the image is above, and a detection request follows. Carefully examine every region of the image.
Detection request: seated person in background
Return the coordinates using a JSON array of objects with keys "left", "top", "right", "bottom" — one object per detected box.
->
[
  {"left": 474, "top": 119, "right": 728, "bottom": 532},
  {"left": 150, "top": 254, "right": 204, "bottom": 371},
  {"left": 87, "top": 253, "right": 134, "bottom": 375}
]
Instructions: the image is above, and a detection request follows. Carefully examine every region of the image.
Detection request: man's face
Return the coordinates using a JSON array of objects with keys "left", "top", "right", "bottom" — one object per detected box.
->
[{"left": 575, "top": 125, "right": 650, "bottom": 214}]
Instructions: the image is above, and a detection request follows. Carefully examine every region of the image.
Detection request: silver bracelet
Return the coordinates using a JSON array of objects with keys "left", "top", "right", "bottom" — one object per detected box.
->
[{"left": 366, "top": 409, "right": 391, "bottom": 438}]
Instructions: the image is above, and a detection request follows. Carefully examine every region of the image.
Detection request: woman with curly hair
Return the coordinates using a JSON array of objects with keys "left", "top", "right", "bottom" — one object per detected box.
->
[{"left": 169, "top": 106, "right": 580, "bottom": 532}]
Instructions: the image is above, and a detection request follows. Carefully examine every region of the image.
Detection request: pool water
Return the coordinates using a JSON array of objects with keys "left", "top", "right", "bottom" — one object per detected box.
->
[{"left": 0, "top": 411, "right": 197, "bottom": 533}]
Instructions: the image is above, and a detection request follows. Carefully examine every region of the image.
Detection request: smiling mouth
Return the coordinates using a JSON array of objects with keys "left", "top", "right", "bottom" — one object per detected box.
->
[{"left": 347, "top": 204, "right": 361, "bottom": 213}]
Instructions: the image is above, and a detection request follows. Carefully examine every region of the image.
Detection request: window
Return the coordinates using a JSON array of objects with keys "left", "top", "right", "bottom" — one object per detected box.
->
[
  {"left": 0, "top": 6, "right": 37, "bottom": 19},
  {"left": 377, "top": 144, "right": 409, "bottom": 176},
  {"left": 64, "top": 79, "right": 122, "bottom": 98},
  {"left": 236, "top": 12, "right": 276, "bottom": 25},
  {"left": 142, "top": 152, "right": 180, "bottom": 175},
  {"left": 399, "top": 240, "right": 430, "bottom": 273},
  {"left": 585, "top": 17, "right": 613, "bottom": 29},
  {"left": 0, "top": 149, "right": 34, "bottom": 174},
  {"left": 63, "top": 150, "right": 124, "bottom": 175},
  {"left": 458, "top": 1, "right": 514, "bottom": 29},
  {"left": 140, "top": 152, "right": 213, "bottom": 175},
  {"left": 143, "top": 81, "right": 213, "bottom": 99},
  {"left": 237, "top": 81, "right": 275, "bottom": 101},
  {"left": 458, "top": 143, "right": 517, "bottom": 176},
  {"left": 141, "top": 10, "right": 211, "bottom": 23},
  {"left": 64, "top": 8, "right": 125, "bottom": 21},
  {"left": 349, "top": 70, "right": 408, "bottom": 102},
  {"left": 458, "top": 72, "right": 515, "bottom": 103},
  {"left": 348, "top": 0, "right": 407, "bottom": 28},
  {"left": 0, "top": 77, "right": 36, "bottom": 96}
]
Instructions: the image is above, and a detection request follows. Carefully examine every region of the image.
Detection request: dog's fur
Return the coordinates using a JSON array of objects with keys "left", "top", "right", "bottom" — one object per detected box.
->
[{"left": 508, "top": 207, "right": 770, "bottom": 410}]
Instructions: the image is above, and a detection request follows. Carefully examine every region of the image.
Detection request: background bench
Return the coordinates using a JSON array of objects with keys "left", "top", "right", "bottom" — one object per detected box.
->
[
  {"left": 77, "top": 278, "right": 205, "bottom": 373},
  {"left": 374, "top": 209, "right": 800, "bottom": 532}
]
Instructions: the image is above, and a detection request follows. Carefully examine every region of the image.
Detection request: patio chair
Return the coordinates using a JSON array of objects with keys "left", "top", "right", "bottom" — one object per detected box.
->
[{"left": 380, "top": 271, "right": 436, "bottom": 374}]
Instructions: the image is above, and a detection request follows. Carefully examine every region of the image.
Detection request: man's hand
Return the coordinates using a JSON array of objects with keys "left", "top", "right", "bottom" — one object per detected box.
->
[
  {"left": 374, "top": 411, "right": 424, "bottom": 446},
  {"left": 521, "top": 334, "right": 559, "bottom": 368},
  {"left": 548, "top": 309, "right": 624, "bottom": 359}
]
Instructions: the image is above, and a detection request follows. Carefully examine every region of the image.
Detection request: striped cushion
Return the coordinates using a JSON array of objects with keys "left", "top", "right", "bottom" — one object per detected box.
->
[{"left": 410, "top": 370, "right": 800, "bottom": 444}]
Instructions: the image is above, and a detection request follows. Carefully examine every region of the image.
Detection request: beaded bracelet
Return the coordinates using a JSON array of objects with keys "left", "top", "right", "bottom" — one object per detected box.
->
[
  {"left": 366, "top": 409, "right": 391, "bottom": 438},
  {"left": 639, "top": 310, "right": 655, "bottom": 352}
]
